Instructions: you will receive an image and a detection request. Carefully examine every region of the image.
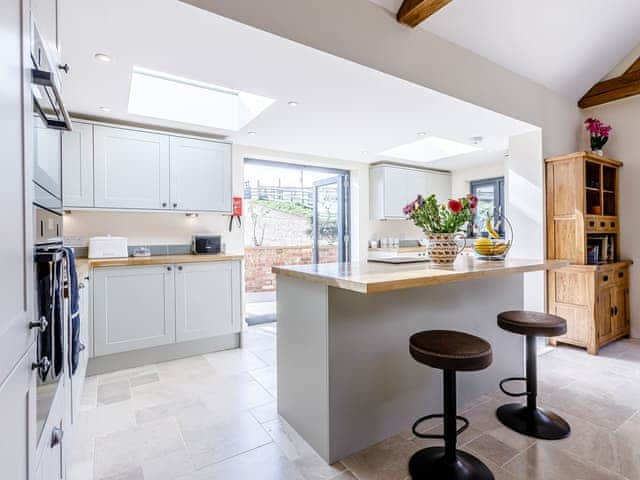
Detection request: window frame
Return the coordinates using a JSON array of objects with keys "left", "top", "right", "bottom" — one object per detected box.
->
[{"left": 470, "top": 176, "right": 505, "bottom": 237}]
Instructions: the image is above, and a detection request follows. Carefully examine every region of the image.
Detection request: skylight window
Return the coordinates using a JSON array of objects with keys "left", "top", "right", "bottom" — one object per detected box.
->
[
  {"left": 380, "top": 136, "right": 481, "bottom": 163},
  {"left": 127, "top": 67, "right": 275, "bottom": 131}
]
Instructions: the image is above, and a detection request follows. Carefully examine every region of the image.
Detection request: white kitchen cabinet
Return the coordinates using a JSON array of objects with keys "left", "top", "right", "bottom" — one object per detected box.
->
[
  {"left": 93, "top": 265, "right": 176, "bottom": 356},
  {"left": 70, "top": 275, "right": 89, "bottom": 423},
  {"left": 93, "top": 126, "right": 170, "bottom": 210},
  {"left": 175, "top": 261, "right": 241, "bottom": 342},
  {"left": 370, "top": 164, "right": 451, "bottom": 220},
  {"left": 62, "top": 122, "right": 94, "bottom": 207},
  {"left": 169, "top": 136, "right": 232, "bottom": 212},
  {"left": 0, "top": 344, "right": 36, "bottom": 480}
]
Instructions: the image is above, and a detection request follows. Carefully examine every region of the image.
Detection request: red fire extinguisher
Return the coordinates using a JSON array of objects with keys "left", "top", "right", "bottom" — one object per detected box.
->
[{"left": 229, "top": 197, "right": 242, "bottom": 231}]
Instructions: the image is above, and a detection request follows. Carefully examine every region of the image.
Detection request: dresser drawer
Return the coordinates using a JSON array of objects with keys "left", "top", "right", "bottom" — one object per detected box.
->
[{"left": 585, "top": 216, "right": 617, "bottom": 233}]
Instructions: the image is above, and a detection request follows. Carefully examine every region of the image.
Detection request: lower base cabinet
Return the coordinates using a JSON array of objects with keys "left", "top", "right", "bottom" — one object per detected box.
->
[
  {"left": 548, "top": 262, "right": 631, "bottom": 354},
  {"left": 93, "top": 260, "right": 241, "bottom": 356}
]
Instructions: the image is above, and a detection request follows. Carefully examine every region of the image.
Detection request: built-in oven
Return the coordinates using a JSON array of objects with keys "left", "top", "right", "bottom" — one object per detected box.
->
[{"left": 32, "top": 206, "right": 67, "bottom": 442}]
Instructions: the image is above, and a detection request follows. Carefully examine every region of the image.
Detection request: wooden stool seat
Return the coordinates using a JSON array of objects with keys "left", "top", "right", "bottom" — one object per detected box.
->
[
  {"left": 497, "top": 310, "right": 567, "bottom": 337},
  {"left": 410, "top": 330, "right": 493, "bottom": 372}
]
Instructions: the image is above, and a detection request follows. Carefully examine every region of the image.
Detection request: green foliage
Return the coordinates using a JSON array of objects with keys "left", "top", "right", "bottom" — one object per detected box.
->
[
  {"left": 407, "top": 194, "right": 474, "bottom": 234},
  {"left": 254, "top": 199, "right": 312, "bottom": 217}
]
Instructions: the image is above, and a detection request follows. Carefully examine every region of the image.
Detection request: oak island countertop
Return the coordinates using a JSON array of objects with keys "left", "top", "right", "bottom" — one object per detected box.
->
[{"left": 273, "top": 257, "right": 568, "bottom": 294}]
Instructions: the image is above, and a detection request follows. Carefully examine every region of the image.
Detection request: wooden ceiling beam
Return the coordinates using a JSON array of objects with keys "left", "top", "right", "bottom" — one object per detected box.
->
[
  {"left": 397, "top": 0, "right": 453, "bottom": 28},
  {"left": 579, "top": 56, "right": 640, "bottom": 108}
]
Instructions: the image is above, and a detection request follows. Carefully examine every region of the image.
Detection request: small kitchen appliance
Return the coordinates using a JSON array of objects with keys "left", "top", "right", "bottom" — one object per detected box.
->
[
  {"left": 192, "top": 235, "right": 222, "bottom": 255},
  {"left": 88, "top": 236, "right": 129, "bottom": 259}
]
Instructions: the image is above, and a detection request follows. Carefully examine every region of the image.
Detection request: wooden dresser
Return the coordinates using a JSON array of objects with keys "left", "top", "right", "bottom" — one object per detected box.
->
[{"left": 546, "top": 152, "right": 632, "bottom": 354}]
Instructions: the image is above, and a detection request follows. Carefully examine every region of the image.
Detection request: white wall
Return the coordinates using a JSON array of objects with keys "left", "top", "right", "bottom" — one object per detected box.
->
[
  {"left": 582, "top": 96, "right": 639, "bottom": 336},
  {"left": 451, "top": 161, "right": 505, "bottom": 199}
]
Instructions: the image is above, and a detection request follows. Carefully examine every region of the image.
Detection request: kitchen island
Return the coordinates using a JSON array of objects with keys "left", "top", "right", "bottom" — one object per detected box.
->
[{"left": 273, "top": 257, "right": 567, "bottom": 463}]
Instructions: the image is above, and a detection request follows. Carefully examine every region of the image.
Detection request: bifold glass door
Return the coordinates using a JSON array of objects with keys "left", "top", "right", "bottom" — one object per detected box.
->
[{"left": 312, "top": 175, "right": 349, "bottom": 264}]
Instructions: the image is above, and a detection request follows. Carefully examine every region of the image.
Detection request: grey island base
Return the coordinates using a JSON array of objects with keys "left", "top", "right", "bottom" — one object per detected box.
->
[{"left": 273, "top": 258, "right": 568, "bottom": 463}]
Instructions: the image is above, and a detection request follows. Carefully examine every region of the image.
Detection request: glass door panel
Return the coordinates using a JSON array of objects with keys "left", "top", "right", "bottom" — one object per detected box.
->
[{"left": 312, "top": 175, "right": 349, "bottom": 264}]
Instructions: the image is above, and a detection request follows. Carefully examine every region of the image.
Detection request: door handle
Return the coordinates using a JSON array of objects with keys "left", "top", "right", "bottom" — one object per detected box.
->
[
  {"left": 29, "top": 316, "right": 48, "bottom": 332},
  {"left": 32, "top": 356, "right": 51, "bottom": 373},
  {"left": 51, "top": 426, "right": 64, "bottom": 447}
]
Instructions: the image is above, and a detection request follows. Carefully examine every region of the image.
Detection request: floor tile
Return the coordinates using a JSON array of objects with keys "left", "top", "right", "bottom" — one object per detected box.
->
[
  {"left": 97, "top": 380, "right": 131, "bottom": 405},
  {"left": 464, "top": 432, "right": 521, "bottom": 466},
  {"left": 263, "top": 417, "right": 345, "bottom": 479},
  {"left": 341, "top": 434, "right": 417, "bottom": 480},
  {"left": 98, "top": 365, "right": 158, "bottom": 385},
  {"left": 253, "top": 347, "right": 277, "bottom": 366},
  {"left": 129, "top": 372, "right": 160, "bottom": 388},
  {"left": 503, "top": 441, "right": 625, "bottom": 480},
  {"left": 177, "top": 404, "right": 272, "bottom": 469},
  {"left": 250, "top": 401, "right": 279, "bottom": 424},
  {"left": 78, "top": 400, "right": 137, "bottom": 439},
  {"left": 204, "top": 346, "right": 268, "bottom": 375},
  {"left": 175, "top": 442, "right": 304, "bottom": 480}
]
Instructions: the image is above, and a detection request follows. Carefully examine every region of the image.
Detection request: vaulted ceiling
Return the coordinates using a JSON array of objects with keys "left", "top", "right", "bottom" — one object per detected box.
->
[{"left": 370, "top": 0, "right": 640, "bottom": 102}]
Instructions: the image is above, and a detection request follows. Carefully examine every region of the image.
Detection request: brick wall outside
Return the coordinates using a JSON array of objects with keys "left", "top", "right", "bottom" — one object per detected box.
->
[{"left": 245, "top": 245, "right": 338, "bottom": 292}]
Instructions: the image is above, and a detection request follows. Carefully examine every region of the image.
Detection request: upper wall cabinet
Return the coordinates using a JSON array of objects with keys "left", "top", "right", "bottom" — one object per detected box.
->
[
  {"left": 94, "top": 126, "right": 170, "bottom": 210},
  {"left": 63, "top": 123, "right": 233, "bottom": 213},
  {"left": 62, "top": 122, "right": 93, "bottom": 207},
  {"left": 370, "top": 164, "right": 451, "bottom": 220},
  {"left": 169, "top": 136, "right": 232, "bottom": 212}
]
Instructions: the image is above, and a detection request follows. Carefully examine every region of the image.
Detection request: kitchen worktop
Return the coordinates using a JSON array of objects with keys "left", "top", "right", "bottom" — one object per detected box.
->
[
  {"left": 273, "top": 257, "right": 568, "bottom": 294},
  {"left": 76, "top": 253, "right": 243, "bottom": 270}
]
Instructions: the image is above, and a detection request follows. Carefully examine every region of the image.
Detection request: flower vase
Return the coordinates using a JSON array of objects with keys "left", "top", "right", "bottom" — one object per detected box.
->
[
  {"left": 426, "top": 233, "right": 466, "bottom": 264},
  {"left": 592, "top": 149, "right": 604, "bottom": 157}
]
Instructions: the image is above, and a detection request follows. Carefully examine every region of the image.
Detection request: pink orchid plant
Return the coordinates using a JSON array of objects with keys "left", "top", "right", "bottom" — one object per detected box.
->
[{"left": 585, "top": 118, "right": 612, "bottom": 151}]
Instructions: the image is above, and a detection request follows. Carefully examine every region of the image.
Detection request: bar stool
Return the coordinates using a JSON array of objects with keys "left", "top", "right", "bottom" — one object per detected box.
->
[
  {"left": 496, "top": 310, "right": 570, "bottom": 440},
  {"left": 409, "top": 330, "right": 494, "bottom": 480}
]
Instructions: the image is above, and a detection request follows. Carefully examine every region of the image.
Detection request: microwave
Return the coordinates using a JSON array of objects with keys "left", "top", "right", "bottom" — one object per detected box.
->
[{"left": 192, "top": 235, "right": 222, "bottom": 255}]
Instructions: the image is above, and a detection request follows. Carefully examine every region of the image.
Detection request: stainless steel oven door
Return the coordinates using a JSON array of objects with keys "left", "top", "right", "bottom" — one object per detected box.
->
[{"left": 33, "top": 113, "right": 62, "bottom": 199}]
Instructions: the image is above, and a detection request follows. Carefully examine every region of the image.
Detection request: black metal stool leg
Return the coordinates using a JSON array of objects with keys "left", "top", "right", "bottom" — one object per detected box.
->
[
  {"left": 409, "top": 370, "right": 494, "bottom": 480},
  {"left": 497, "top": 336, "right": 571, "bottom": 440}
]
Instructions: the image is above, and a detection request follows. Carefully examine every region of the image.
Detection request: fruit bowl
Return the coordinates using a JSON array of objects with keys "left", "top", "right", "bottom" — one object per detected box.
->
[{"left": 473, "top": 213, "right": 514, "bottom": 260}]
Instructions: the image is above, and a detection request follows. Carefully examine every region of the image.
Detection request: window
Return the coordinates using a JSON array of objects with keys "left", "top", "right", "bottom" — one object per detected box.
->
[{"left": 470, "top": 177, "right": 505, "bottom": 237}]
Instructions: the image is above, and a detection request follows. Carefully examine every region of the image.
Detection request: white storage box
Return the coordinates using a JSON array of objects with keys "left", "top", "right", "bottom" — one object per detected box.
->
[{"left": 88, "top": 236, "right": 128, "bottom": 259}]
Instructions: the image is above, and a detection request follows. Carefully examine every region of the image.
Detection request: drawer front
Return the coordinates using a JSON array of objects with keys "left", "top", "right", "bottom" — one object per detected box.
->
[
  {"left": 585, "top": 216, "right": 617, "bottom": 233},
  {"left": 599, "top": 266, "right": 629, "bottom": 289}
]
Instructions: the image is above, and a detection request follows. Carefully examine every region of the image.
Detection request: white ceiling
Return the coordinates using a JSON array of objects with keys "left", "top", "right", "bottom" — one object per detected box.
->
[
  {"left": 59, "top": 0, "right": 534, "bottom": 167},
  {"left": 370, "top": 0, "right": 640, "bottom": 101}
]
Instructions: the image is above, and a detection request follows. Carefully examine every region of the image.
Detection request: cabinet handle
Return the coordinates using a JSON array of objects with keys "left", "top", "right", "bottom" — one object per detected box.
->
[
  {"left": 79, "top": 343, "right": 86, "bottom": 352},
  {"left": 162, "top": 202, "right": 167, "bottom": 208},
  {"left": 611, "top": 222, "right": 616, "bottom": 228},
  {"left": 51, "top": 426, "right": 64, "bottom": 448},
  {"left": 173, "top": 203, "right": 178, "bottom": 208},
  {"left": 610, "top": 306, "right": 615, "bottom": 316},
  {"left": 32, "top": 356, "right": 50, "bottom": 373},
  {"left": 177, "top": 265, "right": 183, "bottom": 271},
  {"left": 600, "top": 221, "right": 605, "bottom": 227},
  {"left": 603, "top": 275, "right": 609, "bottom": 282},
  {"left": 58, "top": 63, "right": 70, "bottom": 74},
  {"left": 618, "top": 271, "right": 624, "bottom": 279},
  {"left": 78, "top": 283, "right": 86, "bottom": 289},
  {"left": 589, "top": 221, "right": 595, "bottom": 227},
  {"left": 29, "top": 316, "right": 48, "bottom": 332},
  {"left": 167, "top": 266, "right": 172, "bottom": 271}
]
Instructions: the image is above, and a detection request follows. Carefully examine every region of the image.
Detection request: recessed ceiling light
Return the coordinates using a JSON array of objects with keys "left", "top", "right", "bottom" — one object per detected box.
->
[
  {"left": 99, "top": 106, "right": 111, "bottom": 112},
  {"left": 288, "top": 101, "right": 299, "bottom": 107},
  {"left": 417, "top": 132, "right": 426, "bottom": 137},
  {"left": 248, "top": 131, "right": 257, "bottom": 136},
  {"left": 361, "top": 150, "right": 369, "bottom": 155},
  {"left": 94, "top": 53, "right": 112, "bottom": 63},
  {"left": 470, "top": 136, "right": 484, "bottom": 145}
]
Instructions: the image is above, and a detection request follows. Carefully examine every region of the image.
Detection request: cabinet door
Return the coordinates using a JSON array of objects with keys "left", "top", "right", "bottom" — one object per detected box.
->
[
  {"left": 93, "top": 265, "right": 175, "bottom": 356},
  {"left": 169, "top": 137, "right": 232, "bottom": 212},
  {"left": 62, "top": 122, "right": 94, "bottom": 207},
  {"left": 94, "top": 126, "right": 170, "bottom": 210},
  {"left": 597, "top": 287, "right": 612, "bottom": 340},
  {"left": 426, "top": 171, "right": 452, "bottom": 203},
  {"left": 0, "top": 344, "right": 36, "bottom": 480},
  {"left": 71, "top": 276, "right": 89, "bottom": 424},
  {"left": 611, "top": 285, "right": 628, "bottom": 336},
  {"left": 175, "top": 261, "right": 241, "bottom": 342},
  {"left": 0, "top": 0, "right": 35, "bottom": 385},
  {"left": 383, "top": 167, "right": 409, "bottom": 218}
]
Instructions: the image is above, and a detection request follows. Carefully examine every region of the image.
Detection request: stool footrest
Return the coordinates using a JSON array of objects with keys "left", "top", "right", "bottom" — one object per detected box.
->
[
  {"left": 411, "top": 413, "right": 469, "bottom": 439},
  {"left": 499, "top": 377, "right": 529, "bottom": 397}
]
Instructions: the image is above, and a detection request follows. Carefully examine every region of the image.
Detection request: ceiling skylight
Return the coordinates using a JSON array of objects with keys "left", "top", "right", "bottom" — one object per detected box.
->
[
  {"left": 127, "top": 67, "right": 275, "bottom": 131},
  {"left": 380, "top": 136, "right": 481, "bottom": 163}
]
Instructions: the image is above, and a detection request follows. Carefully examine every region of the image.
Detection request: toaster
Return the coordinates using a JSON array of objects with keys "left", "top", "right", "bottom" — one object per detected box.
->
[
  {"left": 88, "top": 236, "right": 129, "bottom": 259},
  {"left": 192, "top": 235, "right": 222, "bottom": 255}
]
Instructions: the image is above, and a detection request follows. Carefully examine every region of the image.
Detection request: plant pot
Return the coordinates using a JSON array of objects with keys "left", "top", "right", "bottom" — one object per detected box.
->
[
  {"left": 426, "top": 232, "right": 466, "bottom": 264},
  {"left": 592, "top": 149, "right": 604, "bottom": 157}
]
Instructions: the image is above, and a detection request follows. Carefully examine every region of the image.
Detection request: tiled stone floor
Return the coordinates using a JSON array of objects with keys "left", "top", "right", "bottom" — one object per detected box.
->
[{"left": 72, "top": 327, "right": 640, "bottom": 480}]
